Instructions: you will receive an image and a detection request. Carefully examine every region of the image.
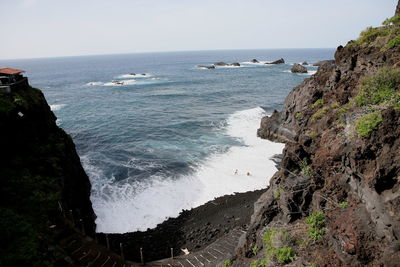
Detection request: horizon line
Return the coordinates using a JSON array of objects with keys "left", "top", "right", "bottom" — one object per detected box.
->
[{"left": 0, "top": 47, "right": 336, "bottom": 61}]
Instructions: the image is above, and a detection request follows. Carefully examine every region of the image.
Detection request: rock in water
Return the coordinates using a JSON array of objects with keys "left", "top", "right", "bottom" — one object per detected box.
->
[
  {"left": 251, "top": 59, "right": 259, "bottom": 63},
  {"left": 291, "top": 63, "right": 308, "bottom": 73},
  {"left": 231, "top": 62, "right": 241, "bottom": 66},
  {"left": 197, "top": 65, "right": 215, "bottom": 69},
  {"left": 214, "top": 62, "right": 228, "bottom": 66},
  {"left": 266, "top": 58, "right": 285, "bottom": 64},
  {"left": 302, "top": 61, "right": 309, "bottom": 65}
]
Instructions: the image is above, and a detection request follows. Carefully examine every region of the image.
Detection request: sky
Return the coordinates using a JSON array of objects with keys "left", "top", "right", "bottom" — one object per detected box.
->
[{"left": 0, "top": 0, "right": 397, "bottom": 59}]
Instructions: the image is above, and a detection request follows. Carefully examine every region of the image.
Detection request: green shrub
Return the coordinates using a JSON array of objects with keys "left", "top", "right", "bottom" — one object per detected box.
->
[
  {"left": 355, "top": 67, "right": 400, "bottom": 106},
  {"left": 273, "top": 188, "right": 284, "bottom": 199},
  {"left": 295, "top": 112, "right": 303, "bottom": 119},
  {"left": 312, "top": 99, "right": 324, "bottom": 108},
  {"left": 305, "top": 211, "right": 325, "bottom": 241},
  {"left": 250, "top": 258, "right": 267, "bottom": 267},
  {"left": 262, "top": 229, "right": 294, "bottom": 264},
  {"left": 252, "top": 245, "right": 260, "bottom": 256},
  {"left": 221, "top": 259, "right": 233, "bottom": 267},
  {"left": 311, "top": 106, "right": 329, "bottom": 121},
  {"left": 355, "top": 112, "right": 383, "bottom": 137},
  {"left": 383, "top": 15, "right": 400, "bottom": 26},
  {"left": 385, "top": 36, "right": 400, "bottom": 49},
  {"left": 276, "top": 247, "right": 295, "bottom": 263},
  {"left": 306, "top": 131, "right": 318, "bottom": 138},
  {"left": 339, "top": 201, "right": 349, "bottom": 208},
  {"left": 300, "top": 158, "right": 314, "bottom": 177}
]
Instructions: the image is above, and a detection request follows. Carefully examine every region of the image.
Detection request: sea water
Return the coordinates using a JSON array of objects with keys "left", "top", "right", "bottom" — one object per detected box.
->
[{"left": 0, "top": 49, "right": 334, "bottom": 233}]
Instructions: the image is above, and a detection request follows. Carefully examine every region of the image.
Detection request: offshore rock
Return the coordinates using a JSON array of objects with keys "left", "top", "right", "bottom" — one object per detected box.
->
[{"left": 291, "top": 63, "right": 308, "bottom": 73}]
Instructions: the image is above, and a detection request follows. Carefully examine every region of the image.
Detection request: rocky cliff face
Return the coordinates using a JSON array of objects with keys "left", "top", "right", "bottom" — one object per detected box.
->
[
  {"left": 0, "top": 84, "right": 96, "bottom": 266},
  {"left": 235, "top": 14, "right": 400, "bottom": 267}
]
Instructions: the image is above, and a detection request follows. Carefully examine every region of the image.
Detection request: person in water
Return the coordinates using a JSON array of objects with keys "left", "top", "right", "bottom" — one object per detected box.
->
[
  {"left": 247, "top": 172, "right": 251, "bottom": 176},
  {"left": 234, "top": 169, "right": 238, "bottom": 175}
]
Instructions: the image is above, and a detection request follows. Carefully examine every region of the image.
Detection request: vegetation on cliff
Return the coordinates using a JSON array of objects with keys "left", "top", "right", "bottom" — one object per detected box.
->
[
  {"left": 0, "top": 85, "right": 95, "bottom": 266},
  {"left": 238, "top": 9, "right": 400, "bottom": 267}
]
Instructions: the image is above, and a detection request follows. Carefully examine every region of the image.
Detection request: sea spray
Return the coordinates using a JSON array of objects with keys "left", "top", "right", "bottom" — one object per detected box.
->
[{"left": 85, "top": 107, "right": 284, "bottom": 233}]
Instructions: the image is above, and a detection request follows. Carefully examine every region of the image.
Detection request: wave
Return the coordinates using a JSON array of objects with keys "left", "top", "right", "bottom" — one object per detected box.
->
[
  {"left": 103, "top": 79, "right": 137, "bottom": 86},
  {"left": 50, "top": 104, "right": 66, "bottom": 111},
  {"left": 84, "top": 107, "right": 284, "bottom": 233},
  {"left": 283, "top": 70, "right": 317, "bottom": 75},
  {"left": 118, "top": 73, "right": 152, "bottom": 79}
]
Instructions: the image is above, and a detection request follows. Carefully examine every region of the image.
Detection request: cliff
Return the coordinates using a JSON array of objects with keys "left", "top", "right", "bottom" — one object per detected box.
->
[
  {"left": 234, "top": 13, "right": 400, "bottom": 267},
  {"left": 0, "top": 84, "right": 96, "bottom": 266}
]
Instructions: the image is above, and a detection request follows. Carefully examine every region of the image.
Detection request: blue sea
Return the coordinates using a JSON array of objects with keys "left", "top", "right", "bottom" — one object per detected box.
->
[{"left": 1, "top": 49, "right": 334, "bottom": 233}]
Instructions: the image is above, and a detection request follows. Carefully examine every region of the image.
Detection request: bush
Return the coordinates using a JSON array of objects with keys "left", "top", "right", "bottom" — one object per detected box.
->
[
  {"left": 273, "top": 188, "right": 284, "bottom": 199},
  {"left": 221, "top": 259, "right": 233, "bottom": 267},
  {"left": 311, "top": 106, "right": 329, "bottom": 121},
  {"left": 276, "top": 247, "right": 295, "bottom": 263},
  {"left": 300, "top": 158, "right": 314, "bottom": 177},
  {"left": 339, "top": 201, "right": 349, "bottom": 208},
  {"left": 355, "top": 67, "right": 400, "bottom": 107},
  {"left": 312, "top": 99, "right": 324, "bottom": 108},
  {"left": 295, "top": 112, "right": 303, "bottom": 119},
  {"left": 383, "top": 15, "right": 400, "bottom": 26},
  {"left": 252, "top": 245, "right": 260, "bottom": 256},
  {"left": 305, "top": 211, "right": 325, "bottom": 241},
  {"left": 355, "top": 112, "right": 383, "bottom": 137}
]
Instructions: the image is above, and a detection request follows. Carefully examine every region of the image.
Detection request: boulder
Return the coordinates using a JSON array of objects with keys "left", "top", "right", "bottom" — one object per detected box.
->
[
  {"left": 197, "top": 65, "right": 215, "bottom": 69},
  {"left": 302, "top": 61, "right": 308, "bottom": 65},
  {"left": 266, "top": 58, "right": 285, "bottom": 64},
  {"left": 291, "top": 63, "right": 308, "bottom": 73},
  {"left": 231, "top": 62, "right": 241, "bottom": 66},
  {"left": 214, "top": 62, "right": 228, "bottom": 66},
  {"left": 251, "top": 59, "right": 259, "bottom": 63}
]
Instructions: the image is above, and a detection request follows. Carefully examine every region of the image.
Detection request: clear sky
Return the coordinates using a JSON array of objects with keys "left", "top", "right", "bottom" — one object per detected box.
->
[{"left": 1, "top": 0, "right": 397, "bottom": 59}]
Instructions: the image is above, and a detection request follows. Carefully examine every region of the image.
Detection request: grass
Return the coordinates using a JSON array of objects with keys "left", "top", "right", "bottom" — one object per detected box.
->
[
  {"left": 355, "top": 112, "right": 383, "bottom": 137},
  {"left": 276, "top": 247, "right": 295, "bottom": 263},
  {"left": 311, "top": 106, "right": 329, "bottom": 122},
  {"left": 221, "top": 259, "right": 233, "bottom": 267},
  {"left": 355, "top": 67, "right": 400, "bottom": 107},
  {"left": 273, "top": 188, "right": 284, "bottom": 199},
  {"left": 306, "top": 131, "right": 318, "bottom": 138},
  {"left": 312, "top": 99, "right": 324, "bottom": 108},
  {"left": 338, "top": 201, "right": 349, "bottom": 208},
  {"left": 347, "top": 15, "right": 400, "bottom": 49},
  {"left": 300, "top": 158, "right": 314, "bottom": 177},
  {"left": 305, "top": 211, "right": 325, "bottom": 241},
  {"left": 252, "top": 245, "right": 260, "bottom": 256},
  {"left": 295, "top": 112, "right": 303, "bottom": 119}
]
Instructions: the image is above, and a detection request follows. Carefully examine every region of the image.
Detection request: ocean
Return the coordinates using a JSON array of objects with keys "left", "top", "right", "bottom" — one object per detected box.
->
[{"left": 0, "top": 49, "right": 334, "bottom": 233}]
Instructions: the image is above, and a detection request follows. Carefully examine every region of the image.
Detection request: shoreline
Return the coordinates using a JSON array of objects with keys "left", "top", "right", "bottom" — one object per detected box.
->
[{"left": 101, "top": 188, "right": 266, "bottom": 262}]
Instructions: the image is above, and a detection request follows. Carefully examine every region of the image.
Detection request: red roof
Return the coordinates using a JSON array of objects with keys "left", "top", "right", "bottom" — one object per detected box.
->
[{"left": 0, "top": 67, "right": 25, "bottom": 75}]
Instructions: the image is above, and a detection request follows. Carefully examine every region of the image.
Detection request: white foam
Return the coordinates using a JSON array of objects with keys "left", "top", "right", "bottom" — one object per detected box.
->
[
  {"left": 50, "top": 104, "right": 66, "bottom": 111},
  {"left": 84, "top": 107, "right": 284, "bottom": 233},
  {"left": 103, "top": 79, "right": 137, "bottom": 86},
  {"left": 86, "top": 81, "right": 104, "bottom": 86},
  {"left": 283, "top": 70, "right": 317, "bottom": 76},
  {"left": 241, "top": 61, "right": 273, "bottom": 66},
  {"left": 118, "top": 73, "right": 152, "bottom": 79}
]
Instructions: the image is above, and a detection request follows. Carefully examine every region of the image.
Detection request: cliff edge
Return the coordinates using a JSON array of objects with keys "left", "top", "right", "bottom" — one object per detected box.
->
[
  {"left": 0, "top": 83, "right": 96, "bottom": 266},
  {"left": 234, "top": 12, "right": 400, "bottom": 267}
]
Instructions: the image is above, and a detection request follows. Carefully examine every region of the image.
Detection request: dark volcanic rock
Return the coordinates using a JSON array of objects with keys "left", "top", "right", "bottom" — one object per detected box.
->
[
  {"left": 251, "top": 59, "right": 259, "bottom": 63},
  {"left": 266, "top": 58, "right": 285, "bottom": 64},
  {"left": 302, "top": 61, "right": 309, "bottom": 65},
  {"left": 313, "top": 59, "right": 334, "bottom": 67},
  {"left": 291, "top": 63, "right": 308, "bottom": 73},
  {"left": 197, "top": 65, "right": 215, "bottom": 69},
  {"left": 0, "top": 83, "right": 96, "bottom": 265},
  {"left": 236, "top": 28, "right": 400, "bottom": 267},
  {"left": 214, "top": 62, "right": 241, "bottom": 67}
]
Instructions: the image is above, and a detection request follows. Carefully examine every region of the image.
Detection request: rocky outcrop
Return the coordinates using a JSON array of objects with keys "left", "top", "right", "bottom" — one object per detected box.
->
[
  {"left": 197, "top": 65, "right": 215, "bottom": 69},
  {"left": 251, "top": 59, "right": 260, "bottom": 63},
  {"left": 291, "top": 63, "right": 308, "bottom": 73},
  {"left": 302, "top": 61, "right": 309, "bottom": 65},
  {"left": 266, "top": 58, "right": 285, "bottom": 64},
  {"left": 235, "top": 26, "right": 400, "bottom": 267},
  {"left": 313, "top": 59, "right": 334, "bottom": 67},
  {"left": 0, "top": 83, "right": 96, "bottom": 266},
  {"left": 214, "top": 62, "right": 241, "bottom": 67}
]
